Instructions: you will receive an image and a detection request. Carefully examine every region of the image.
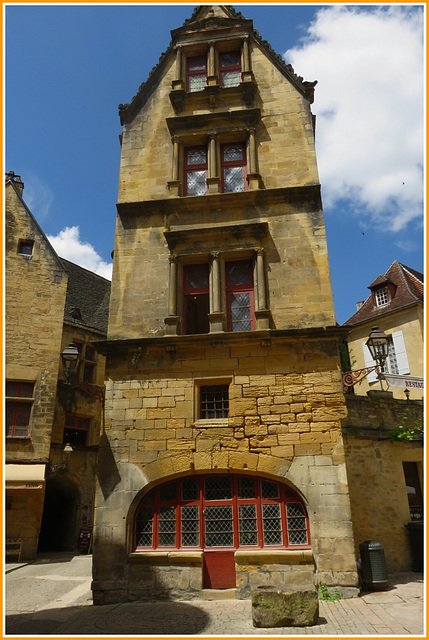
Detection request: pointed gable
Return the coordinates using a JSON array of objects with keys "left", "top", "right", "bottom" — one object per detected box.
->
[
  {"left": 119, "top": 4, "right": 317, "bottom": 125},
  {"left": 344, "top": 260, "right": 423, "bottom": 326}
]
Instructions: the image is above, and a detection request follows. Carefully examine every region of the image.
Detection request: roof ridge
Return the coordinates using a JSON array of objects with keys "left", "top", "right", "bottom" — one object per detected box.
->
[{"left": 60, "top": 257, "right": 111, "bottom": 284}]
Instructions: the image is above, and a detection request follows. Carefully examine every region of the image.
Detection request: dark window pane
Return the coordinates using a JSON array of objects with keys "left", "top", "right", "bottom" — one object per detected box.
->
[
  {"left": 186, "top": 264, "right": 209, "bottom": 290},
  {"left": 261, "top": 480, "right": 280, "bottom": 499},
  {"left": 200, "top": 385, "right": 229, "bottom": 419},
  {"left": 227, "top": 262, "right": 251, "bottom": 286},
  {"left": 136, "top": 507, "right": 153, "bottom": 547},
  {"left": 182, "top": 477, "right": 199, "bottom": 501},
  {"left": 239, "top": 504, "right": 257, "bottom": 545},
  {"left": 262, "top": 503, "right": 282, "bottom": 545},
  {"left": 237, "top": 477, "right": 255, "bottom": 499},
  {"left": 185, "top": 293, "right": 209, "bottom": 335},
  {"left": 160, "top": 482, "right": 177, "bottom": 502},
  {"left": 205, "top": 476, "right": 231, "bottom": 500},
  {"left": 181, "top": 505, "right": 199, "bottom": 547}
]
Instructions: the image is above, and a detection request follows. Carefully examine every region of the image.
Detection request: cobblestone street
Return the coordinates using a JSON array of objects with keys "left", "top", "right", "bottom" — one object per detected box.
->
[{"left": 5, "top": 554, "right": 425, "bottom": 636}]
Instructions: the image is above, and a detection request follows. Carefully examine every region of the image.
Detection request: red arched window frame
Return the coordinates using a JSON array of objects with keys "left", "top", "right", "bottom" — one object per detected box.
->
[{"left": 134, "top": 475, "right": 310, "bottom": 551}]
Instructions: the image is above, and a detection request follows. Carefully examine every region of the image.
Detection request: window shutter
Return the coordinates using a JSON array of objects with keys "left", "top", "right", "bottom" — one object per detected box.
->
[
  {"left": 392, "top": 331, "right": 410, "bottom": 374},
  {"left": 362, "top": 342, "right": 378, "bottom": 382}
]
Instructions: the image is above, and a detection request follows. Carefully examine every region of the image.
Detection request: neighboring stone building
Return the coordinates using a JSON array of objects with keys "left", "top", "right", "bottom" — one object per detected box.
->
[
  {"left": 343, "top": 261, "right": 424, "bottom": 400},
  {"left": 5, "top": 171, "right": 68, "bottom": 561},
  {"left": 93, "top": 5, "right": 359, "bottom": 603},
  {"left": 5, "top": 171, "right": 110, "bottom": 560},
  {"left": 342, "top": 392, "right": 423, "bottom": 573},
  {"left": 38, "top": 259, "right": 110, "bottom": 553}
]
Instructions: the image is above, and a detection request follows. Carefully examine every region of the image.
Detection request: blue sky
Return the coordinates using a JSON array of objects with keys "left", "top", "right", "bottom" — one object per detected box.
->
[{"left": 5, "top": 3, "right": 424, "bottom": 324}]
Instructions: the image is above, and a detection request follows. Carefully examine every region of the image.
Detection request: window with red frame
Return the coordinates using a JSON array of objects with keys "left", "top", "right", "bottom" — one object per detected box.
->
[
  {"left": 226, "top": 260, "right": 255, "bottom": 331},
  {"left": 183, "top": 264, "right": 210, "bottom": 335},
  {"left": 184, "top": 147, "right": 207, "bottom": 196},
  {"left": 186, "top": 55, "right": 207, "bottom": 93},
  {"left": 221, "top": 143, "right": 247, "bottom": 193},
  {"left": 6, "top": 381, "right": 34, "bottom": 437},
  {"left": 63, "top": 415, "right": 90, "bottom": 446},
  {"left": 220, "top": 51, "right": 241, "bottom": 88},
  {"left": 134, "top": 475, "right": 310, "bottom": 551}
]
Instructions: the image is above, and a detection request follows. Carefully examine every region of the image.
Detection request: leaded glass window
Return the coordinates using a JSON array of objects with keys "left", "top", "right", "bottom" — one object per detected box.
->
[
  {"left": 187, "top": 55, "right": 207, "bottom": 92},
  {"left": 184, "top": 147, "right": 207, "bottom": 197},
  {"left": 221, "top": 143, "right": 246, "bottom": 193},
  {"left": 226, "top": 260, "right": 255, "bottom": 332},
  {"left": 205, "top": 505, "right": 234, "bottom": 547},
  {"left": 134, "top": 475, "right": 309, "bottom": 551},
  {"left": 220, "top": 51, "right": 241, "bottom": 88}
]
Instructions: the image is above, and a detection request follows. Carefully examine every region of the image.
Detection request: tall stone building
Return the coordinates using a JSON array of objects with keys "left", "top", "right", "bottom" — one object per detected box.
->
[
  {"left": 5, "top": 171, "right": 68, "bottom": 560},
  {"left": 93, "top": 5, "right": 358, "bottom": 603},
  {"left": 5, "top": 171, "right": 110, "bottom": 560}
]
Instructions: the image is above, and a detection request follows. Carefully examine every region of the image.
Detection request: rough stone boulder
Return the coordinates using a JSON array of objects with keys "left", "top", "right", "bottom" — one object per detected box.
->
[{"left": 251, "top": 584, "right": 319, "bottom": 628}]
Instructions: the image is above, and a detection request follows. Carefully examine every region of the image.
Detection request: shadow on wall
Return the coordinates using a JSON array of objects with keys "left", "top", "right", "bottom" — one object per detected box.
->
[
  {"left": 38, "top": 475, "right": 80, "bottom": 552},
  {"left": 97, "top": 429, "right": 121, "bottom": 499}
]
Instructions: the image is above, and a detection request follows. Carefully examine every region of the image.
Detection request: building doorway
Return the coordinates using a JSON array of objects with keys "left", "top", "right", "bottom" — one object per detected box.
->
[{"left": 38, "top": 475, "right": 80, "bottom": 551}]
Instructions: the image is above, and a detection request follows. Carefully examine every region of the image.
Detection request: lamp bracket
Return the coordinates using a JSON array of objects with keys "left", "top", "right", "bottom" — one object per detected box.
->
[{"left": 342, "top": 365, "right": 380, "bottom": 389}]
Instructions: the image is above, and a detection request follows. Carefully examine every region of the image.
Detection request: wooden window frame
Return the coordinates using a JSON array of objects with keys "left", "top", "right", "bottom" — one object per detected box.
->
[
  {"left": 220, "top": 142, "right": 247, "bottom": 193},
  {"left": 182, "top": 263, "right": 210, "bottom": 334},
  {"left": 186, "top": 55, "right": 207, "bottom": 93},
  {"left": 134, "top": 475, "right": 310, "bottom": 552},
  {"left": 6, "top": 381, "right": 34, "bottom": 437},
  {"left": 225, "top": 259, "right": 256, "bottom": 332},
  {"left": 63, "top": 414, "right": 91, "bottom": 446},
  {"left": 183, "top": 146, "right": 208, "bottom": 197},
  {"left": 220, "top": 51, "right": 242, "bottom": 88}
]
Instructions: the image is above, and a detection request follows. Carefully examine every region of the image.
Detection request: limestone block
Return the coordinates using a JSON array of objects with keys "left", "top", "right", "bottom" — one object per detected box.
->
[{"left": 251, "top": 585, "right": 319, "bottom": 628}]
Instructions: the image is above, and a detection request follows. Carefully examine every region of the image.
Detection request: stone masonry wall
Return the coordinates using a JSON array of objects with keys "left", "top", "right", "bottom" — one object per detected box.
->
[
  {"left": 92, "top": 336, "right": 359, "bottom": 603},
  {"left": 343, "top": 393, "right": 423, "bottom": 572}
]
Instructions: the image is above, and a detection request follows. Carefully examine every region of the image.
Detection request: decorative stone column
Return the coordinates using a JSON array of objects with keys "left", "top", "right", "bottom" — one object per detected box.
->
[
  {"left": 207, "top": 42, "right": 218, "bottom": 86},
  {"left": 167, "top": 137, "right": 181, "bottom": 196},
  {"left": 254, "top": 248, "right": 271, "bottom": 330},
  {"left": 164, "top": 253, "right": 180, "bottom": 335},
  {"left": 208, "top": 251, "right": 224, "bottom": 332},
  {"left": 241, "top": 37, "right": 254, "bottom": 83},
  {"left": 207, "top": 133, "right": 220, "bottom": 194},
  {"left": 247, "top": 129, "right": 262, "bottom": 190}
]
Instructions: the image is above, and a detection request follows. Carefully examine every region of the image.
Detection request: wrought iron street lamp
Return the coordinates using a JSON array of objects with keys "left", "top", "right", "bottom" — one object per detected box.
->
[
  {"left": 343, "top": 326, "right": 389, "bottom": 391},
  {"left": 61, "top": 343, "right": 80, "bottom": 383}
]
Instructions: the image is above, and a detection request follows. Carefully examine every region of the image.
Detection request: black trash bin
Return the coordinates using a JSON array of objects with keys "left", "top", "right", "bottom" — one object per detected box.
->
[
  {"left": 359, "top": 540, "right": 388, "bottom": 590},
  {"left": 405, "top": 522, "right": 423, "bottom": 572}
]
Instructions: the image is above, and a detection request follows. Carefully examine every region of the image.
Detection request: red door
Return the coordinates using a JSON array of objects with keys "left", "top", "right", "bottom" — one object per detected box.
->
[
  {"left": 203, "top": 551, "right": 236, "bottom": 588},
  {"left": 203, "top": 503, "right": 236, "bottom": 588}
]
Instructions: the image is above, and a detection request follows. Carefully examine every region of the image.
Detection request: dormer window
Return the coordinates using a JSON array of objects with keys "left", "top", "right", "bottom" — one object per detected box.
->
[
  {"left": 186, "top": 55, "right": 207, "bottom": 92},
  {"left": 375, "top": 287, "right": 390, "bottom": 307},
  {"left": 220, "top": 51, "right": 241, "bottom": 87}
]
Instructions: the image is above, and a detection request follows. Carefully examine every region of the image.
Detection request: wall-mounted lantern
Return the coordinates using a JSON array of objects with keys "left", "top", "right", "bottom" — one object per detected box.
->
[
  {"left": 343, "top": 326, "right": 389, "bottom": 391},
  {"left": 61, "top": 343, "right": 80, "bottom": 383}
]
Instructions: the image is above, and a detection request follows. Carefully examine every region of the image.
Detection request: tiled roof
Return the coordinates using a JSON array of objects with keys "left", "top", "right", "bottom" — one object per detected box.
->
[
  {"left": 343, "top": 261, "right": 423, "bottom": 327},
  {"left": 61, "top": 259, "right": 111, "bottom": 335}
]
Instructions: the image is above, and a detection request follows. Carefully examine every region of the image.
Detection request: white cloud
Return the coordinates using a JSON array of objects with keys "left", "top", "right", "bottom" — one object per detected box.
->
[
  {"left": 285, "top": 5, "right": 424, "bottom": 232},
  {"left": 47, "top": 226, "right": 113, "bottom": 280},
  {"left": 22, "top": 172, "right": 54, "bottom": 221}
]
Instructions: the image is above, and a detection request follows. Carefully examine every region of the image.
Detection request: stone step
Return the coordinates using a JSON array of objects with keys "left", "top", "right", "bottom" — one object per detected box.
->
[{"left": 201, "top": 588, "right": 237, "bottom": 600}]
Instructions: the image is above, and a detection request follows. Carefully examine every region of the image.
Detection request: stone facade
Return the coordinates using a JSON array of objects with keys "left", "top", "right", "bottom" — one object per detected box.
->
[
  {"left": 5, "top": 172, "right": 68, "bottom": 560},
  {"left": 343, "top": 392, "right": 423, "bottom": 572},
  {"left": 93, "top": 5, "right": 358, "bottom": 603},
  {"left": 5, "top": 173, "right": 110, "bottom": 560}
]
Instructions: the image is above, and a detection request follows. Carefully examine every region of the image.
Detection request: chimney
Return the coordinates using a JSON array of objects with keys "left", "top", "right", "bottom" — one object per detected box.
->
[
  {"left": 6, "top": 171, "right": 24, "bottom": 197},
  {"left": 356, "top": 301, "right": 364, "bottom": 311}
]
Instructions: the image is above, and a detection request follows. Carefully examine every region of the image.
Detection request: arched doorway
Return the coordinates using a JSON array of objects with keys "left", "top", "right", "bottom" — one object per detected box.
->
[{"left": 38, "top": 475, "right": 80, "bottom": 551}]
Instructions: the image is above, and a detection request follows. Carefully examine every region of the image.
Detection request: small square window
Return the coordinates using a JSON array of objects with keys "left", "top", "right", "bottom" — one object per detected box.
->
[
  {"left": 375, "top": 287, "right": 390, "bottom": 307},
  {"left": 18, "top": 240, "right": 34, "bottom": 256},
  {"left": 200, "top": 384, "right": 229, "bottom": 419}
]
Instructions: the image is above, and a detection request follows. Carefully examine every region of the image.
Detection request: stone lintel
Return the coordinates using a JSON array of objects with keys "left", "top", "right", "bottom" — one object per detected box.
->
[{"left": 235, "top": 549, "right": 313, "bottom": 565}]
